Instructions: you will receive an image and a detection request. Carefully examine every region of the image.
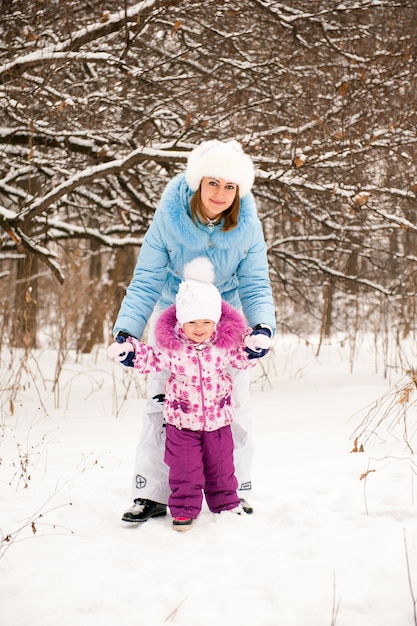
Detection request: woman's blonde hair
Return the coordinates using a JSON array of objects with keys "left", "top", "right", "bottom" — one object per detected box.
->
[{"left": 190, "top": 185, "right": 241, "bottom": 232}]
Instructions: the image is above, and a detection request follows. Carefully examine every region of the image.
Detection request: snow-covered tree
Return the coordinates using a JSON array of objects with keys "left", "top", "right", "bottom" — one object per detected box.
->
[{"left": 0, "top": 0, "right": 416, "bottom": 348}]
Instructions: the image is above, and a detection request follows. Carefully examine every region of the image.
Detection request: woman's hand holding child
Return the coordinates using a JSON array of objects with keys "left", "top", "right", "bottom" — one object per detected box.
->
[
  {"left": 244, "top": 325, "right": 272, "bottom": 359},
  {"left": 108, "top": 335, "right": 135, "bottom": 367}
]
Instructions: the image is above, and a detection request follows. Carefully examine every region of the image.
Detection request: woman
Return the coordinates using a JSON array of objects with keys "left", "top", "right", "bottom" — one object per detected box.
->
[{"left": 113, "top": 139, "right": 276, "bottom": 523}]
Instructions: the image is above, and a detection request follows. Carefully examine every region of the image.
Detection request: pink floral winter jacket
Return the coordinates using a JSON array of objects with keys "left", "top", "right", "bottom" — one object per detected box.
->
[{"left": 127, "top": 302, "right": 257, "bottom": 432}]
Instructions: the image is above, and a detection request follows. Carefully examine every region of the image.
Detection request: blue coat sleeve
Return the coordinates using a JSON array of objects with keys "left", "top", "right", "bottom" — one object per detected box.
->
[{"left": 237, "top": 220, "right": 276, "bottom": 333}]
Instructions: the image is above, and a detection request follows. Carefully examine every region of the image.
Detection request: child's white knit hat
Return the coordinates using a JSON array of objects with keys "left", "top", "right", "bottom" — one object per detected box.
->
[
  {"left": 185, "top": 140, "right": 255, "bottom": 198},
  {"left": 176, "top": 257, "right": 222, "bottom": 326}
]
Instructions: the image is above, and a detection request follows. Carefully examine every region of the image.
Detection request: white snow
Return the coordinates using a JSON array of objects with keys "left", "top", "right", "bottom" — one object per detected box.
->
[{"left": 1, "top": 334, "right": 417, "bottom": 626}]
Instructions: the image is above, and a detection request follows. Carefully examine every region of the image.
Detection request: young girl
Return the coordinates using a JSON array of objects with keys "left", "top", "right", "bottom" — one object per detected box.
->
[{"left": 109, "top": 257, "right": 271, "bottom": 531}]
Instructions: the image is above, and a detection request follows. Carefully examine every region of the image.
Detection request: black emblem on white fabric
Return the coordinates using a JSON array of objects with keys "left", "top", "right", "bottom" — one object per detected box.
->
[{"left": 135, "top": 474, "right": 147, "bottom": 489}]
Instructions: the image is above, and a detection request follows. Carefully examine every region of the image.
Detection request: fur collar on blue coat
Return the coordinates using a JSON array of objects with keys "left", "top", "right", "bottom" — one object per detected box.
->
[{"left": 158, "top": 173, "right": 259, "bottom": 249}]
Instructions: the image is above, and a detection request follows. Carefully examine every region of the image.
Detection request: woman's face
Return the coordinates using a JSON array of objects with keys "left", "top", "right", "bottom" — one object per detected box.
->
[{"left": 200, "top": 177, "right": 237, "bottom": 220}]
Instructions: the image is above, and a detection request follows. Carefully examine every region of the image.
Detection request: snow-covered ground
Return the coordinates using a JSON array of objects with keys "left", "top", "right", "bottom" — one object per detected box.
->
[{"left": 1, "top": 334, "right": 417, "bottom": 626}]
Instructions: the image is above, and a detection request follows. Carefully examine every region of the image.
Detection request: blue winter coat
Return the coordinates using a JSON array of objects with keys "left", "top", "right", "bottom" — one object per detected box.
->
[{"left": 113, "top": 173, "right": 276, "bottom": 339}]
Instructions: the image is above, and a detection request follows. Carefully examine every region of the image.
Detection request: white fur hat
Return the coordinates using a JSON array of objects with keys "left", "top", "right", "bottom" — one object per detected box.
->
[
  {"left": 176, "top": 257, "right": 222, "bottom": 326},
  {"left": 185, "top": 140, "right": 255, "bottom": 198}
]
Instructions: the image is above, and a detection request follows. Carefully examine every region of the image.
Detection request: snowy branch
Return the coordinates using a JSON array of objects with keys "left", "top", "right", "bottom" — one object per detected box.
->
[
  {"left": 14, "top": 146, "right": 188, "bottom": 224},
  {"left": 0, "top": 0, "right": 160, "bottom": 82}
]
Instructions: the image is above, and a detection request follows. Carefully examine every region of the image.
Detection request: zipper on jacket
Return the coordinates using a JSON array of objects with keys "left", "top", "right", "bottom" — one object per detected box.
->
[{"left": 195, "top": 348, "right": 207, "bottom": 430}]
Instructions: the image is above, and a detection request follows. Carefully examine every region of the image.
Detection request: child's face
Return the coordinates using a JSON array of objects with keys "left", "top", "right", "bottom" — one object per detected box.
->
[{"left": 182, "top": 319, "right": 216, "bottom": 343}]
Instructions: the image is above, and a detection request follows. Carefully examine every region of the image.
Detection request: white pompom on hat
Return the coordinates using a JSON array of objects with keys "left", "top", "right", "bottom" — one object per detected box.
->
[
  {"left": 185, "top": 140, "right": 255, "bottom": 198},
  {"left": 176, "top": 257, "right": 222, "bottom": 326}
]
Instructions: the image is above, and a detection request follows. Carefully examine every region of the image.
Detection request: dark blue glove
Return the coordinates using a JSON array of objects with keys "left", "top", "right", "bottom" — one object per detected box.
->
[
  {"left": 116, "top": 334, "right": 135, "bottom": 367},
  {"left": 244, "top": 324, "right": 272, "bottom": 360},
  {"left": 107, "top": 333, "right": 135, "bottom": 367}
]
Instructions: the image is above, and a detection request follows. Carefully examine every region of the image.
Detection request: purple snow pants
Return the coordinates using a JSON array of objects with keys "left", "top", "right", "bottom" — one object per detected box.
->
[{"left": 164, "top": 424, "right": 240, "bottom": 519}]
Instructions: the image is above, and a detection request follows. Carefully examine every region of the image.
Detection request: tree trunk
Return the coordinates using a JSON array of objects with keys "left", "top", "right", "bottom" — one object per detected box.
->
[
  {"left": 77, "top": 246, "right": 137, "bottom": 353},
  {"left": 12, "top": 253, "right": 38, "bottom": 349}
]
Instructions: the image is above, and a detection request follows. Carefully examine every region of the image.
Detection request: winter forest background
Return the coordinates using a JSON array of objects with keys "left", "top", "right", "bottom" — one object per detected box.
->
[
  {"left": 2, "top": 3, "right": 417, "bottom": 623},
  {"left": 1, "top": 0, "right": 417, "bottom": 357},
  {"left": 0, "top": 0, "right": 417, "bottom": 405},
  {"left": 1, "top": 3, "right": 417, "bottom": 435}
]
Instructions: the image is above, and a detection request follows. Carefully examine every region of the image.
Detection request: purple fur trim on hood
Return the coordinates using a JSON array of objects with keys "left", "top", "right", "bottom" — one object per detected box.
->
[{"left": 155, "top": 301, "right": 247, "bottom": 351}]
